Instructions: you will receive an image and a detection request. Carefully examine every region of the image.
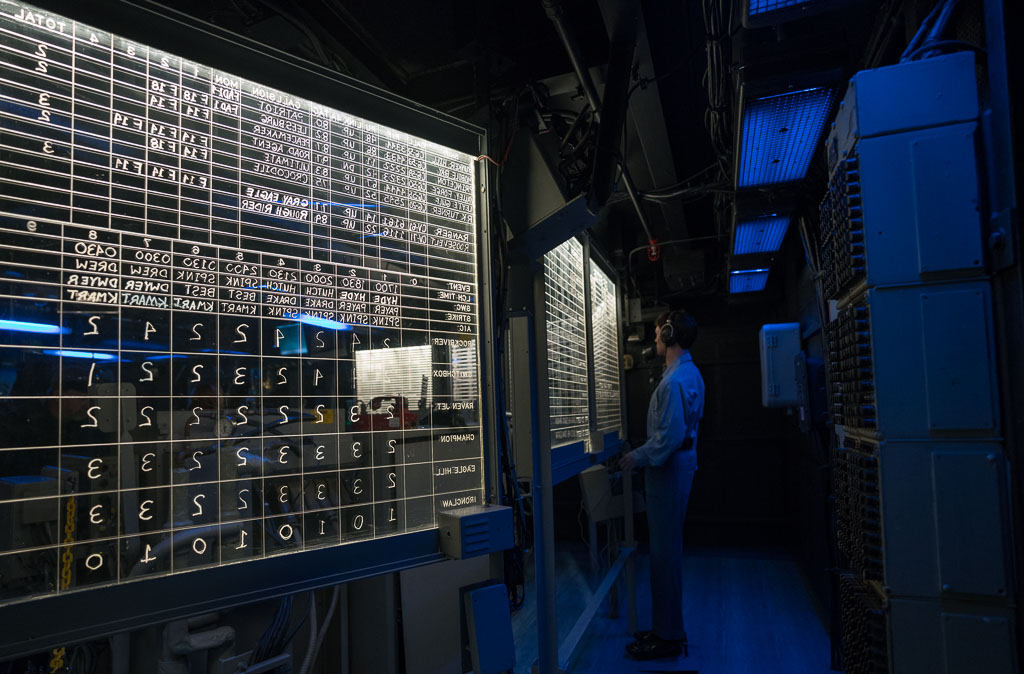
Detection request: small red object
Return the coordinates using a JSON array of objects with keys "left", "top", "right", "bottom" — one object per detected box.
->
[{"left": 647, "top": 239, "right": 660, "bottom": 262}]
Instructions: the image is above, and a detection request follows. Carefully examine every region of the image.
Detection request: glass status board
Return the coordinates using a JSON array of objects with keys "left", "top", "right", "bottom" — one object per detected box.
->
[
  {"left": 589, "top": 261, "right": 621, "bottom": 434},
  {"left": 0, "top": 0, "right": 483, "bottom": 606},
  {"left": 543, "top": 237, "right": 589, "bottom": 448}
]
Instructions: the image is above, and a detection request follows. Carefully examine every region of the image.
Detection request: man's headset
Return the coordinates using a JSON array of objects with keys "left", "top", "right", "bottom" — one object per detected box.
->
[{"left": 658, "top": 310, "right": 689, "bottom": 348}]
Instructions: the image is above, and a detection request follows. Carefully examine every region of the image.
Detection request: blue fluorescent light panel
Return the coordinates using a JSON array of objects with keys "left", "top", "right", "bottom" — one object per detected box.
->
[
  {"left": 738, "top": 87, "right": 835, "bottom": 187},
  {"left": 748, "top": 0, "right": 815, "bottom": 16},
  {"left": 730, "top": 269, "right": 770, "bottom": 293},
  {"left": 734, "top": 215, "right": 790, "bottom": 254}
]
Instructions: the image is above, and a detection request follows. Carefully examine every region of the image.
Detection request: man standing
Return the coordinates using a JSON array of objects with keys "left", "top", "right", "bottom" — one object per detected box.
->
[{"left": 619, "top": 310, "right": 705, "bottom": 660}]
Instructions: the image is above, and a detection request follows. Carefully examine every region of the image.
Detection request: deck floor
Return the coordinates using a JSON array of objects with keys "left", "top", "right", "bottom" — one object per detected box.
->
[{"left": 512, "top": 542, "right": 834, "bottom": 674}]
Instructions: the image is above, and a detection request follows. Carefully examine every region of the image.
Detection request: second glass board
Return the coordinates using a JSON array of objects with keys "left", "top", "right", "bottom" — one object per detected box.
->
[
  {"left": 589, "top": 262, "right": 621, "bottom": 434},
  {"left": 543, "top": 238, "right": 588, "bottom": 448}
]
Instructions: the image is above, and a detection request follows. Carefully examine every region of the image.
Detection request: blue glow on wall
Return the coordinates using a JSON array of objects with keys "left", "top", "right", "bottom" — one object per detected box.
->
[
  {"left": 277, "top": 323, "right": 307, "bottom": 356},
  {"left": 287, "top": 313, "right": 354, "bottom": 331},
  {"left": 730, "top": 269, "right": 770, "bottom": 293},
  {"left": 0, "top": 319, "right": 68, "bottom": 334},
  {"left": 734, "top": 215, "right": 791, "bottom": 254},
  {"left": 41, "top": 349, "right": 117, "bottom": 360},
  {"left": 748, "top": 0, "right": 815, "bottom": 16},
  {"left": 738, "top": 87, "right": 835, "bottom": 187}
]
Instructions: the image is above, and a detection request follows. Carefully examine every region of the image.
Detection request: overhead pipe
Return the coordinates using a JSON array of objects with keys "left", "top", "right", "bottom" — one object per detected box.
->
[
  {"left": 542, "top": 0, "right": 603, "bottom": 113},
  {"left": 542, "top": 0, "right": 656, "bottom": 247}
]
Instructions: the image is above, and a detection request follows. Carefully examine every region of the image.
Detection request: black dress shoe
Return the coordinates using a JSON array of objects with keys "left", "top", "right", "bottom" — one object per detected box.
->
[
  {"left": 625, "top": 636, "right": 682, "bottom": 660},
  {"left": 631, "top": 630, "right": 689, "bottom": 657}
]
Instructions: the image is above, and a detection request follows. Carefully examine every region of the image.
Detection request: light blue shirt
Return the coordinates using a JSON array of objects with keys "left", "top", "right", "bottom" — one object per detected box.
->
[{"left": 633, "top": 351, "right": 705, "bottom": 469}]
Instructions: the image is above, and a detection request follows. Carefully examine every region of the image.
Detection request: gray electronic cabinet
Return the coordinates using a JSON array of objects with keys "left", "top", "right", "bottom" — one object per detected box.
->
[{"left": 821, "top": 53, "right": 1016, "bottom": 673}]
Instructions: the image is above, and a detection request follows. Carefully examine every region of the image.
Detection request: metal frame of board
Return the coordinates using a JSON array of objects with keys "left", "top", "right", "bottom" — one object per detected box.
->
[{"left": 0, "top": 0, "right": 498, "bottom": 659}]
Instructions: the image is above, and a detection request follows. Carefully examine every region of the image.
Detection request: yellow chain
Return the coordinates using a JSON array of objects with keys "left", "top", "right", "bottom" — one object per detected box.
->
[
  {"left": 48, "top": 648, "right": 66, "bottom": 673},
  {"left": 60, "top": 497, "right": 76, "bottom": 589},
  {"left": 49, "top": 496, "right": 77, "bottom": 673}
]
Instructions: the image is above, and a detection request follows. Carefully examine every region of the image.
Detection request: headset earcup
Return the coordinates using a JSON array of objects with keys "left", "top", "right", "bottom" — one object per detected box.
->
[{"left": 660, "top": 322, "right": 676, "bottom": 347}]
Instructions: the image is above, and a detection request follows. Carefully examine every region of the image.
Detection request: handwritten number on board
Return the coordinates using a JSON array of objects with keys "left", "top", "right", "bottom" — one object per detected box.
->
[{"left": 82, "top": 406, "right": 100, "bottom": 428}]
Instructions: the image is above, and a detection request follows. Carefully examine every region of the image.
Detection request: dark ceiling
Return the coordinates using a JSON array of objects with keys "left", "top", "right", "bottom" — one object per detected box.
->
[{"left": 147, "top": 0, "right": 890, "bottom": 302}]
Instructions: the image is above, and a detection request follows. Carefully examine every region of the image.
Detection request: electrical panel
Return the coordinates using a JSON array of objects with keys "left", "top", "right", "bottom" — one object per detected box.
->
[
  {"left": 832, "top": 438, "right": 882, "bottom": 583},
  {"left": 838, "top": 577, "right": 1018, "bottom": 674},
  {"left": 759, "top": 322, "right": 801, "bottom": 407},
  {"left": 0, "top": 0, "right": 491, "bottom": 655},
  {"left": 839, "top": 573, "right": 888, "bottom": 674},
  {"left": 820, "top": 52, "right": 981, "bottom": 302},
  {"left": 827, "top": 300, "right": 874, "bottom": 429},
  {"left": 835, "top": 435, "right": 1008, "bottom": 598},
  {"left": 827, "top": 284, "right": 999, "bottom": 437},
  {"left": 820, "top": 54, "right": 1015, "bottom": 673}
]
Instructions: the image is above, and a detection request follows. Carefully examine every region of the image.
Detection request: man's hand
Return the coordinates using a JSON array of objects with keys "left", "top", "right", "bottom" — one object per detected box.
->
[{"left": 619, "top": 450, "right": 637, "bottom": 471}]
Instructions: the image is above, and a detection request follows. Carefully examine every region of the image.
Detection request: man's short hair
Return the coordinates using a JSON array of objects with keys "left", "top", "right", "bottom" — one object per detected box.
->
[{"left": 656, "top": 309, "right": 698, "bottom": 349}]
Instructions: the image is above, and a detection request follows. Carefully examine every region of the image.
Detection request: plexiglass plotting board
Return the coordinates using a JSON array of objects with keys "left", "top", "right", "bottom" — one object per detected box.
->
[
  {"left": 0, "top": 0, "right": 483, "bottom": 606},
  {"left": 589, "top": 261, "right": 621, "bottom": 433},
  {"left": 543, "top": 237, "right": 589, "bottom": 448}
]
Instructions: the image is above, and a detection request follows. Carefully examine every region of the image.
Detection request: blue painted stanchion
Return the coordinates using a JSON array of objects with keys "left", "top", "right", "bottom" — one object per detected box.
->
[{"left": 527, "top": 309, "right": 559, "bottom": 674}]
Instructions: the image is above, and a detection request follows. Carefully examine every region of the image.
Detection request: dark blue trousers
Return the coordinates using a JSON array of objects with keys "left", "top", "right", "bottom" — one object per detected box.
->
[{"left": 644, "top": 451, "right": 696, "bottom": 641}]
